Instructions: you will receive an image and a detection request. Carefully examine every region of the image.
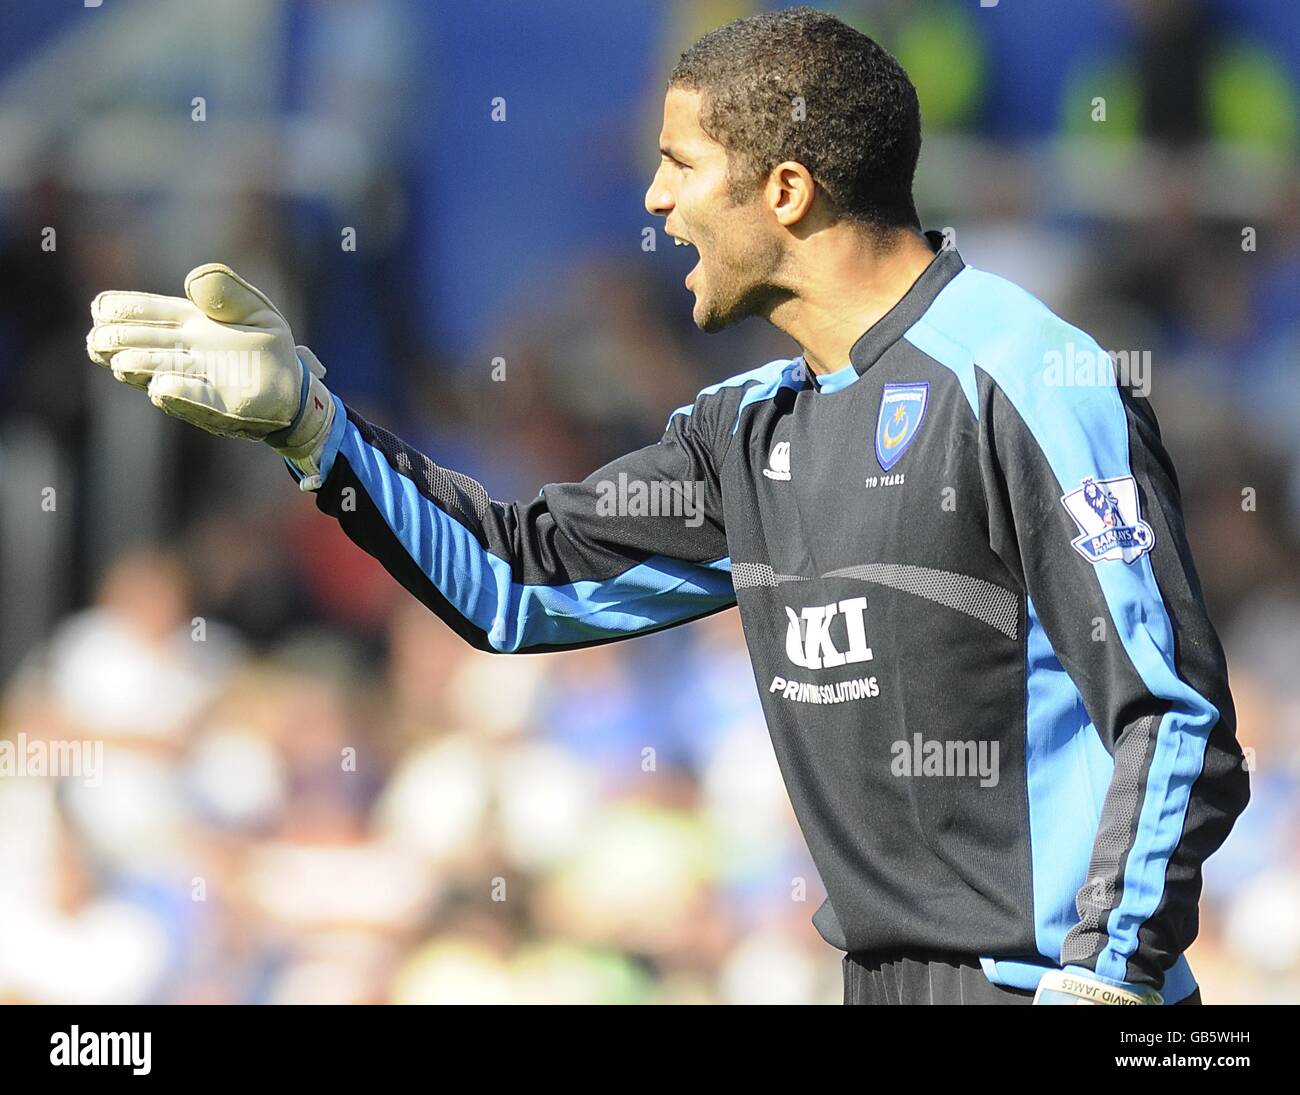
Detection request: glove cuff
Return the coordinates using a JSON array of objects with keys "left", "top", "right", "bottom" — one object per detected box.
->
[{"left": 272, "top": 373, "right": 336, "bottom": 486}]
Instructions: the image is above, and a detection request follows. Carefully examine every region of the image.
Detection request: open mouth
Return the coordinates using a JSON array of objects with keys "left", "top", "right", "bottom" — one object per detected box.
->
[{"left": 668, "top": 231, "right": 700, "bottom": 287}]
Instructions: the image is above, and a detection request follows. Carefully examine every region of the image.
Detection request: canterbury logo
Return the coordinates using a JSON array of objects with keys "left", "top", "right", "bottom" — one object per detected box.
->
[
  {"left": 762, "top": 440, "right": 791, "bottom": 481},
  {"left": 784, "top": 598, "right": 873, "bottom": 670}
]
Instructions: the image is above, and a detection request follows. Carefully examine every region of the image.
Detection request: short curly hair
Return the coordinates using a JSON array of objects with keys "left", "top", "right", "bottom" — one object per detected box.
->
[{"left": 669, "top": 7, "right": 921, "bottom": 233}]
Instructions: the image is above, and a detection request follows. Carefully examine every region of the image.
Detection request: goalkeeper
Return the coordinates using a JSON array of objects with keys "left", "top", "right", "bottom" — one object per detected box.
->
[{"left": 85, "top": 9, "right": 1247, "bottom": 1005}]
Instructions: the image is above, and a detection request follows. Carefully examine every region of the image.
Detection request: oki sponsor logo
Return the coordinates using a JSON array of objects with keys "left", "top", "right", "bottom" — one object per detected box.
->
[
  {"left": 784, "top": 597, "right": 873, "bottom": 670},
  {"left": 769, "top": 674, "right": 880, "bottom": 705}
]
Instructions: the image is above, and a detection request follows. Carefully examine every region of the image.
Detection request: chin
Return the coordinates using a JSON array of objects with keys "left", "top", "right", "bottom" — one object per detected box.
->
[
  {"left": 693, "top": 297, "right": 748, "bottom": 334},
  {"left": 693, "top": 306, "right": 725, "bottom": 334},
  {"left": 690, "top": 288, "right": 728, "bottom": 332}
]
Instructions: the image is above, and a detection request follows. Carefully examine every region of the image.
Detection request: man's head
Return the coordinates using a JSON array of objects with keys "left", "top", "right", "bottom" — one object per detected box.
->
[{"left": 645, "top": 7, "right": 922, "bottom": 332}]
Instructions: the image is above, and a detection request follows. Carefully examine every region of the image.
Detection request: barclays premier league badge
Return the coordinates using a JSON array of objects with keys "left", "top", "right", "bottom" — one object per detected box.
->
[
  {"left": 875, "top": 382, "right": 928, "bottom": 471},
  {"left": 1061, "top": 475, "right": 1155, "bottom": 564}
]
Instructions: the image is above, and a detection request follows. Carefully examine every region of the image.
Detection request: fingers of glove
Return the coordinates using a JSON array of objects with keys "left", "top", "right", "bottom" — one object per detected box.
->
[
  {"left": 86, "top": 328, "right": 109, "bottom": 368},
  {"left": 91, "top": 289, "right": 192, "bottom": 327},
  {"left": 88, "top": 322, "right": 192, "bottom": 357},
  {"left": 147, "top": 371, "right": 288, "bottom": 440},
  {"left": 184, "top": 263, "right": 282, "bottom": 327},
  {"left": 106, "top": 349, "right": 194, "bottom": 390},
  {"left": 147, "top": 370, "right": 218, "bottom": 408},
  {"left": 147, "top": 372, "right": 239, "bottom": 437},
  {"left": 296, "top": 345, "right": 327, "bottom": 379}
]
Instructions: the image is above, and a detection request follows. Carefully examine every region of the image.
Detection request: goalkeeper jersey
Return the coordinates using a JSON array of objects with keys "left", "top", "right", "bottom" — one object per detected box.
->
[{"left": 306, "top": 234, "right": 1248, "bottom": 1001}]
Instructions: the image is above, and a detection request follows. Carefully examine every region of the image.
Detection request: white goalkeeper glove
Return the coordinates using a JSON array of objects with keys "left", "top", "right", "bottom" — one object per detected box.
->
[
  {"left": 1033, "top": 965, "right": 1163, "bottom": 1005},
  {"left": 87, "top": 263, "right": 336, "bottom": 487}
]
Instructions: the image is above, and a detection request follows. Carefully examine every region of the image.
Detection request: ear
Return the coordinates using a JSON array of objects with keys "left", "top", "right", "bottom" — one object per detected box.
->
[{"left": 767, "top": 161, "right": 817, "bottom": 228}]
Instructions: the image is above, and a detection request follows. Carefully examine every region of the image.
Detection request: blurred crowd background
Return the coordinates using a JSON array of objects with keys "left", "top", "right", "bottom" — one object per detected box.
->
[{"left": 1, "top": 0, "right": 1298, "bottom": 1004}]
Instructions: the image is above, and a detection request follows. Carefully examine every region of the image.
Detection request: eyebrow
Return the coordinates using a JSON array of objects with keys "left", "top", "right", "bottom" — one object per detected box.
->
[{"left": 659, "top": 145, "right": 689, "bottom": 162}]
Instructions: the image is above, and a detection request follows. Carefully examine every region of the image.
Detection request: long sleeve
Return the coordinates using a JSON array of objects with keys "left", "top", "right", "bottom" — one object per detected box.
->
[
  {"left": 308, "top": 393, "right": 736, "bottom": 653},
  {"left": 978, "top": 363, "right": 1250, "bottom": 992}
]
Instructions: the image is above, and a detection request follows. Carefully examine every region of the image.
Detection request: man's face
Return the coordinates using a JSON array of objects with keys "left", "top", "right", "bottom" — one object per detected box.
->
[{"left": 645, "top": 87, "right": 784, "bottom": 332}]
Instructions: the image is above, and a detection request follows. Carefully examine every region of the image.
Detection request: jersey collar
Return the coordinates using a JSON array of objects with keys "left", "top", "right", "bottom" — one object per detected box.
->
[
  {"left": 847, "top": 229, "right": 965, "bottom": 377},
  {"left": 812, "top": 360, "right": 858, "bottom": 394}
]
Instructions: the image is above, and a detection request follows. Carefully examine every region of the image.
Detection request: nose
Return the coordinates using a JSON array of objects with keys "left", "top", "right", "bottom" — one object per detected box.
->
[{"left": 644, "top": 165, "right": 673, "bottom": 218}]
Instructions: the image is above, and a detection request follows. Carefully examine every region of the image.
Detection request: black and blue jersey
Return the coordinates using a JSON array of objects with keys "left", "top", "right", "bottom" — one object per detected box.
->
[{"left": 307, "top": 234, "right": 1248, "bottom": 1002}]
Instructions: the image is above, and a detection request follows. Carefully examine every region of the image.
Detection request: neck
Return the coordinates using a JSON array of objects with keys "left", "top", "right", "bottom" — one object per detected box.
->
[{"left": 768, "top": 227, "right": 936, "bottom": 376}]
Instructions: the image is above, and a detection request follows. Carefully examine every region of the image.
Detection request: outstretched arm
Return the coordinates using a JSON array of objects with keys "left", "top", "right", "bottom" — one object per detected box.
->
[
  {"left": 87, "top": 264, "right": 736, "bottom": 653},
  {"left": 313, "top": 400, "right": 734, "bottom": 652}
]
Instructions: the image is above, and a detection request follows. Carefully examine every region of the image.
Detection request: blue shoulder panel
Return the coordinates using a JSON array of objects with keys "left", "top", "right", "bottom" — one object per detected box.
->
[
  {"left": 668, "top": 357, "right": 807, "bottom": 433},
  {"left": 915, "top": 267, "right": 1217, "bottom": 991}
]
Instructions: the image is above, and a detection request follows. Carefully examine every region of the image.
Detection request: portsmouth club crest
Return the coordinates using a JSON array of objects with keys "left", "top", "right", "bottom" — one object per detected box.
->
[
  {"left": 1061, "top": 475, "right": 1155, "bottom": 564},
  {"left": 875, "top": 382, "right": 928, "bottom": 471}
]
